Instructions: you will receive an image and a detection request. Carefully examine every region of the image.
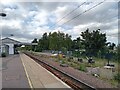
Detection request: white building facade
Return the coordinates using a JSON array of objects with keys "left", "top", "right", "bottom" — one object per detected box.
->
[{"left": 0, "top": 38, "right": 21, "bottom": 55}]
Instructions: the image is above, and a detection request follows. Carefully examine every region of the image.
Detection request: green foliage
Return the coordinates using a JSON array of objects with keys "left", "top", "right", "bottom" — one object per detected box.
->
[
  {"left": 72, "top": 50, "right": 80, "bottom": 57},
  {"left": 61, "top": 47, "right": 67, "bottom": 54},
  {"left": 81, "top": 29, "right": 107, "bottom": 57},
  {"left": 40, "top": 33, "right": 49, "bottom": 50},
  {"left": 31, "top": 38, "right": 38, "bottom": 51},
  {"left": 1, "top": 52, "right": 6, "bottom": 57},
  {"left": 37, "top": 31, "right": 72, "bottom": 52},
  {"left": 25, "top": 45, "right": 32, "bottom": 51},
  {"left": 49, "top": 32, "right": 58, "bottom": 50},
  {"left": 108, "top": 42, "right": 116, "bottom": 50},
  {"left": 67, "top": 56, "right": 73, "bottom": 62},
  {"left": 32, "top": 38, "right": 38, "bottom": 43},
  {"left": 114, "top": 73, "right": 120, "bottom": 81},
  {"left": 78, "top": 64, "right": 87, "bottom": 72},
  {"left": 29, "top": 29, "right": 117, "bottom": 63},
  {"left": 71, "top": 37, "right": 84, "bottom": 51},
  {"left": 117, "top": 44, "right": 120, "bottom": 62},
  {"left": 61, "top": 60, "right": 66, "bottom": 64}
]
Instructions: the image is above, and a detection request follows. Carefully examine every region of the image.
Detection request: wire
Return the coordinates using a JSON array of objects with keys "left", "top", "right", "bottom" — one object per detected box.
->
[
  {"left": 49, "top": 2, "right": 86, "bottom": 29},
  {"left": 61, "top": 0, "right": 106, "bottom": 26},
  {"left": 107, "top": 33, "right": 120, "bottom": 37}
]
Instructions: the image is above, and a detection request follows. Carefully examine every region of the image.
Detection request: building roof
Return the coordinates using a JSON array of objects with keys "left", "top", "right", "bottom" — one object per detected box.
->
[{"left": 0, "top": 37, "right": 21, "bottom": 45}]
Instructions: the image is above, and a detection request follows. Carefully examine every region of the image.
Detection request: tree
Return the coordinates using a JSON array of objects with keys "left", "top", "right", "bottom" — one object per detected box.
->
[
  {"left": 65, "top": 34, "right": 72, "bottom": 51},
  {"left": 31, "top": 38, "right": 38, "bottom": 51},
  {"left": 108, "top": 42, "right": 116, "bottom": 50},
  {"left": 81, "top": 28, "right": 107, "bottom": 57},
  {"left": 61, "top": 47, "right": 67, "bottom": 54},
  {"left": 41, "top": 33, "right": 49, "bottom": 50},
  {"left": 32, "top": 38, "right": 38, "bottom": 43},
  {"left": 49, "top": 32, "right": 58, "bottom": 50},
  {"left": 117, "top": 44, "right": 120, "bottom": 62},
  {"left": 48, "top": 31, "right": 72, "bottom": 51},
  {"left": 37, "top": 39, "right": 44, "bottom": 52}
]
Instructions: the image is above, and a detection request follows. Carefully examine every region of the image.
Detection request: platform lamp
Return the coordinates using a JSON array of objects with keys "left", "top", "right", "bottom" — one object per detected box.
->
[
  {"left": 0, "top": 12, "right": 6, "bottom": 38},
  {"left": 0, "top": 13, "right": 14, "bottom": 38},
  {"left": 0, "top": 13, "right": 6, "bottom": 40},
  {"left": 0, "top": 13, "right": 6, "bottom": 17},
  {"left": 0, "top": 12, "right": 6, "bottom": 55}
]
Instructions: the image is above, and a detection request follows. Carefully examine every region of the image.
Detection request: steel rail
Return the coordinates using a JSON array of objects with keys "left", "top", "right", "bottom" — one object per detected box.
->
[{"left": 24, "top": 52, "right": 96, "bottom": 90}]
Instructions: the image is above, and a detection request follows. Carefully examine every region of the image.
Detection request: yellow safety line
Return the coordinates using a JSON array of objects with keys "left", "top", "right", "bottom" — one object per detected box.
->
[{"left": 20, "top": 54, "right": 33, "bottom": 90}]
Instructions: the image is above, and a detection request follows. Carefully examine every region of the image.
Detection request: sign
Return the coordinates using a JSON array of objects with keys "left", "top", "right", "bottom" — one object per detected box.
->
[{"left": 32, "top": 43, "right": 38, "bottom": 45}]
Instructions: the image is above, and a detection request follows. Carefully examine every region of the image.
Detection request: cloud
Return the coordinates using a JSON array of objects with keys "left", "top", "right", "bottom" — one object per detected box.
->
[{"left": 0, "top": 1, "right": 118, "bottom": 44}]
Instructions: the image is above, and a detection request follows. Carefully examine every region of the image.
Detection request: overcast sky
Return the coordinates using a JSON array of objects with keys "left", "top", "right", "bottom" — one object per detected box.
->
[{"left": 0, "top": 0, "right": 119, "bottom": 44}]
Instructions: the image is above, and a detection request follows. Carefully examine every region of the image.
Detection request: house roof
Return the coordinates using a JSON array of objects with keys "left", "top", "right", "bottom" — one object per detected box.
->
[{"left": 0, "top": 37, "right": 21, "bottom": 45}]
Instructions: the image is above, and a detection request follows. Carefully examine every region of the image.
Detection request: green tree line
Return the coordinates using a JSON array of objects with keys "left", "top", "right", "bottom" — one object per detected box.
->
[{"left": 24, "top": 28, "right": 117, "bottom": 59}]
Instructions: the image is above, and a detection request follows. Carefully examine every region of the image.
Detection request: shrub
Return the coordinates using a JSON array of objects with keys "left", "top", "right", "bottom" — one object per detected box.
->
[
  {"left": 61, "top": 60, "right": 65, "bottom": 64},
  {"left": 1, "top": 52, "right": 6, "bottom": 57},
  {"left": 114, "top": 73, "right": 120, "bottom": 81},
  {"left": 78, "top": 64, "right": 87, "bottom": 72},
  {"left": 70, "top": 62, "right": 76, "bottom": 67}
]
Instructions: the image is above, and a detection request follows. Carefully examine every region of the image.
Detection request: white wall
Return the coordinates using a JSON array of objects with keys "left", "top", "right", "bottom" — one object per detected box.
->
[
  {"left": 7, "top": 44, "right": 14, "bottom": 54},
  {"left": 0, "top": 46, "right": 5, "bottom": 53},
  {"left": 0, "top": 46, "right": 5, "bottom": 55}
]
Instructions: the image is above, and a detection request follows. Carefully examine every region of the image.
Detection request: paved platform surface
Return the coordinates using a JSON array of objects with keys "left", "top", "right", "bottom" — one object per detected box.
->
[
  {"left": 2, "top": 54, "right": 30, "bottom": 88},
  {"left": 20, "top": 53, "right": 71, "bottom": 88}
]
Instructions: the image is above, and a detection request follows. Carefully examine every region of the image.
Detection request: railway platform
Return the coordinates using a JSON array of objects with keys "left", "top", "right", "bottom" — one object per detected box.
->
[
  {"left": 20, "top": 53, "right": 71, "bottom": 89},
  {"left": 2, "top": 54, "right": 30, "bottom": 88}
]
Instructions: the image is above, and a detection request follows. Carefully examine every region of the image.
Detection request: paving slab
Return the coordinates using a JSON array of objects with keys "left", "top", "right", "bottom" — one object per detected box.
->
[
  {"left": 2, "top": 54, "right": 30, "bottom": 88},
  {"left": 20, "top": 53, "right": 71, "bottom": 89}
]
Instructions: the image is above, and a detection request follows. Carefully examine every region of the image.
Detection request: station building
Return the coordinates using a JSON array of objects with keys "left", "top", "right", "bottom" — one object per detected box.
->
[{"left": 0, "top": 37, "right": 21, "bottom": 55}]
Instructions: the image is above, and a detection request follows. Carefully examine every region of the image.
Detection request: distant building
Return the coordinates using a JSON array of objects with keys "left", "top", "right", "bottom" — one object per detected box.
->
[{"left": 0, "top": 37, "right": 21, "bottom": 55}]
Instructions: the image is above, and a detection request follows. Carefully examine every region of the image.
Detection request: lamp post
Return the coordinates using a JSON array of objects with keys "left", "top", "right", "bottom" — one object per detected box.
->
[
  {"left": 0, "top": 13, "right": 6, "bottom": 17},
  {"left": 0, "top": 12, "right": 6, "bottom": 39},
  {"left": 0, "top": 12, "right": 6, "bottom": 55},
  {"left": 0, "top": 12, "right": 6, "bottom": 38}
]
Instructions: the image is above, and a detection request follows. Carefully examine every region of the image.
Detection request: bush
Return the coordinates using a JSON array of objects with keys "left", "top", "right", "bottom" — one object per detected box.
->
[
  {"left": 67, "top": 56, "right": 73, "bottom": 61},
  {"left": 1, "top": 52, "right": 6, "bottom": 57},
  {"left": 114, "top": 73, "right": 120, "bottom": 81},
  {"left": 78, "top": 64, "right": 87, "bottom": 72}
]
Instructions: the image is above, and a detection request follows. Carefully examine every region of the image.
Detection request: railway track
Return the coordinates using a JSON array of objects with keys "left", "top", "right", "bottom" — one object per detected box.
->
[{"left": 24, "top": 52, "right": 96, "bottom": 90}]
